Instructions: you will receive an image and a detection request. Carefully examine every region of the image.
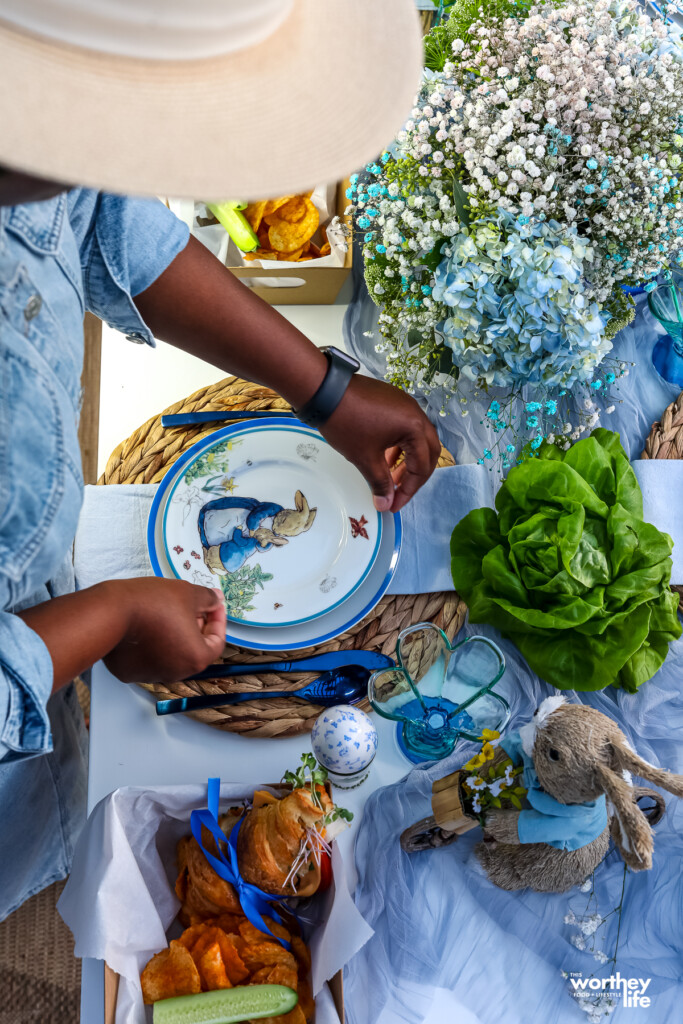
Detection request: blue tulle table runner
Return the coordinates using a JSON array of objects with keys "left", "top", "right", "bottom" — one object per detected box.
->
[{"left": 342, "top": 275, "right": 683, "bottom": 1024}]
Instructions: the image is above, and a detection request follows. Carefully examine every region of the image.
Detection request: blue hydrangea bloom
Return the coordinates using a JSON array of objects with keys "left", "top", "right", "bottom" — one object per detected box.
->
[{"left": 432, "top": 212, "right": 612, "bottom": 387}]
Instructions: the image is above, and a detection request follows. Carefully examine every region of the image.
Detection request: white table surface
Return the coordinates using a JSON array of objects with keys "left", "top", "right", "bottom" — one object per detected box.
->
[{"left": 83, "top": 295, "right": 480, "bottom": 1024}]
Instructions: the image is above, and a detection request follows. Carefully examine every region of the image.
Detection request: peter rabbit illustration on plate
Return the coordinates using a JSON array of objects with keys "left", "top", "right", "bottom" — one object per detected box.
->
[{"left": 197, "top": 490, "right": 317, "bottom": 576}]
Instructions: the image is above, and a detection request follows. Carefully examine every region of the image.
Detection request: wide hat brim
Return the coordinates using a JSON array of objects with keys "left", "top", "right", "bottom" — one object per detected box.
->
[{"left": 0, "top": 0, "right": 423, "bottom": 200}]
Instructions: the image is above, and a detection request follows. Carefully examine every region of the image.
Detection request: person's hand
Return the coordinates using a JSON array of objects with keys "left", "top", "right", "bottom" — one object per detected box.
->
[
  {"left": 320, "top": 375, "right": 441, "bottom": 512},
  {"left": 103, "top": 578, "right": 226, "bottom": 684}
]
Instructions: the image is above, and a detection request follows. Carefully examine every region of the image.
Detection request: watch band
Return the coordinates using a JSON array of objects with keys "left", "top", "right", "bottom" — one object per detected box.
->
[{"left": 295, "top": 346, "right": 360, "bottom": 428}]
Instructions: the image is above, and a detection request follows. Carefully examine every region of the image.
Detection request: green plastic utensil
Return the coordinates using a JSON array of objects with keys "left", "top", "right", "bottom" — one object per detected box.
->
[{"left": 206, "top": 201, "right": 259, "bottom": 252}]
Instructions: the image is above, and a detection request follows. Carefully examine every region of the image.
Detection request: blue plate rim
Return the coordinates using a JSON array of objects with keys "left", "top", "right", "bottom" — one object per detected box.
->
[
  {"left": 160, "top": 421, "right": 382, "bottom": 628},
  {"left": 146, "top": 418, "right": 402, "bottom": 651}
]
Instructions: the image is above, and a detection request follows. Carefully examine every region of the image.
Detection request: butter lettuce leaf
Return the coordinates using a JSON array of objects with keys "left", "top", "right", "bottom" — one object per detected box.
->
[{"left": 451, "top": 430, "right": 681, "bottom": 692}]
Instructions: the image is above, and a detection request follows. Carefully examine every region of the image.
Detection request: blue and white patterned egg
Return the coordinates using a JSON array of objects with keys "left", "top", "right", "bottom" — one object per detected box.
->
[{"left": 311, "top": 705, "right": 378, "bottom": 775}]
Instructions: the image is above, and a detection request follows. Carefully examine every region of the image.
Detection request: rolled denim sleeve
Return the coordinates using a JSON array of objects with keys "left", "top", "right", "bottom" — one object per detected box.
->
[
  {"left": 0, "top": 611, "right": 54, "bottom": 763},
  {"left": 78, "top": 191, "right": 189, "bottom": 346}
]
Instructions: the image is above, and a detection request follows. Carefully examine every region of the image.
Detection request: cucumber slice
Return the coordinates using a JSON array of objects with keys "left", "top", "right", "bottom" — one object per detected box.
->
[{"left": 153, "top": 984, "right": 298, "bottom": 1024}]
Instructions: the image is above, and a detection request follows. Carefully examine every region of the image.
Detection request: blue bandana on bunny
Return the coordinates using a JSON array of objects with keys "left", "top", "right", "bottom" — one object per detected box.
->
[{"left": 500, "top": 732, "right": 608, "bottom": 852}]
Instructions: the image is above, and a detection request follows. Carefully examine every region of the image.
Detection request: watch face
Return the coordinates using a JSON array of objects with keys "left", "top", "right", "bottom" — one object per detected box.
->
[{"left": 324, "top": 345, "right": 360, "bottom": 373}]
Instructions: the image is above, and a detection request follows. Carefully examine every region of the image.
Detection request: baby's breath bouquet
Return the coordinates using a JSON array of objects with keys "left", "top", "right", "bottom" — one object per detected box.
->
[{"left": 350, "top": 0, "right": 683, "bottom": 465}]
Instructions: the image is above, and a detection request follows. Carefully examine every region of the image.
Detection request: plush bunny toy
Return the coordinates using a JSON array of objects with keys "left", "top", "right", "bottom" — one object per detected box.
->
[{"left": 478, "top": 696, "right": 683, "bottom": 892}]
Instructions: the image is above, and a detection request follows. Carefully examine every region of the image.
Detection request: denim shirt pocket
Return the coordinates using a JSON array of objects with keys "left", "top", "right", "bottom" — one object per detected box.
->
[
  {"left": 0, "top": 305, "right": 82, "bottom": 605},
  {"left": 4, "top": 196, "right": 85, "bottom": 408}
]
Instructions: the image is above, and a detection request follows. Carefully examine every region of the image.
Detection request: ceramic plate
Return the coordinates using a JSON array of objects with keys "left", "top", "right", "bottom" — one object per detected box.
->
[{"left": 150, "top": 420, "right": 385, "bottom": 629}]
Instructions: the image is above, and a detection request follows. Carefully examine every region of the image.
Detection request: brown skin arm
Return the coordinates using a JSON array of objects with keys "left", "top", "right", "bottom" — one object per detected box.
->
[
  {"left": 18, "top": 578, "right": 226, "bottom": 692},
  {"left": 5, "top": 177, "right": 439, "bottom": 694},
  {"left": 133, "top": 236, "right": 441, "bottom": 512}
]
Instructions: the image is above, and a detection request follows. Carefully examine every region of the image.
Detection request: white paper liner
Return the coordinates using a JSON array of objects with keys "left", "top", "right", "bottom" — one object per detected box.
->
[{"left": 58, "top": 783, "right": 373, "bottom": 1024}]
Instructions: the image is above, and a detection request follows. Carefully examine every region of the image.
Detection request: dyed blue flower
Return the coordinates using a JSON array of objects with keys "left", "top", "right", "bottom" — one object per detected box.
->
[
  {"left": 531, "top": 435, "right": 544, "bottom": 450},
  {"left": 526, "top": 416, "right": 538, "bottom": 429},
  {"left": 545, "top": 399, "right": 557, "bottom": 415}
]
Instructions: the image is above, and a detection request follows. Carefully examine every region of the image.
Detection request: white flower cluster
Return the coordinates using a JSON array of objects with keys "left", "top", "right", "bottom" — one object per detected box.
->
[{"left": 408, "top": 0, "right": 683, "bottom": 302}]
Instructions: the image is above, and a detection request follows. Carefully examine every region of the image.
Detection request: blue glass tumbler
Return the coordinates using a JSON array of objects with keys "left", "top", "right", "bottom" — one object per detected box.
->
[
  {"left": 368, "top": 623, "right": 510, "bottom": 765},
  {"left": 648, "top": 269, "right": 683, "bottom": 388}
]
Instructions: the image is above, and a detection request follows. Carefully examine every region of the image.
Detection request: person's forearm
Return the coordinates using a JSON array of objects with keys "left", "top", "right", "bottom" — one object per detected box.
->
[
  {"left": 18, "top": 582, "right": 129, "bottom": 692},
  {"left": 133, "top": 236, "right": 328, "bottom": 408}
]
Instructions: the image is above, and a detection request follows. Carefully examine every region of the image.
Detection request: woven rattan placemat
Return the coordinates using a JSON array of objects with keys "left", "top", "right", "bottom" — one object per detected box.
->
[{"left": 99, "top": 375, "right": 465, "bottom": 737}]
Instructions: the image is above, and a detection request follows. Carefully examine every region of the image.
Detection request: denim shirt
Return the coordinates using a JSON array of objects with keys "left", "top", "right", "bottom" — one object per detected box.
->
[{"left": 0, "top": 189, "right": 188, "bottom": 918}]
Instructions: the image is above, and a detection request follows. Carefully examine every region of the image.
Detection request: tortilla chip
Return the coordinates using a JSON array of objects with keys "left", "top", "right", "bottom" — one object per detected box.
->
[
  {"left": 265, "top": 962, "right": 298, "bottom": 992},
  {"left": 198, "top": 942, "right": 232, "bottom": 991},
  {"left": 240, "top": 941, "right": 297, "bottom": 972},
  {"left": 267, "top": 200, "right": 319, "bottom": 253},
  {"left": 290, "top": 937, "right": 311, "bottom": 973},
  {"left": 263, "top": 196, "right": 295, "bottom": 217},
  {"left": 279, "top": 246, "right": 306, "bottom": 261},
  {"left": 189, "top": 927, "right": 228, "bottom": 964},
  {"left": 215, "top": 932, "right": 250, "bottom": 985},
  {"left": 261, "top": 917, "right": 292, "bottom": 944},
  {"left": 204, "top": 914, "right": 245, "bottom": 937},
  {"left": 243, "top": 248, "right": 280, "bottom": 261},
  {"left": 177, "top": 922, "right": 211, "bottom": 950},
  {"left": 248, "top": 966, "right": 274, "bottom": 985},
  {"left": 141, "top": 940, "right": 201, "bottom": 1004},
  {"left": 244, "top": 201, "right": 267, "bottom": 232},
  {"left": 271, "top": 197, "right": 307, "bottom": 224}
]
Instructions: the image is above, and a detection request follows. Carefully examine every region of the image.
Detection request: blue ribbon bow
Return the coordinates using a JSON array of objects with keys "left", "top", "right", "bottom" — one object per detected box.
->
[{"left": 190, "top": 777, "right": 294, "bottom": 949}]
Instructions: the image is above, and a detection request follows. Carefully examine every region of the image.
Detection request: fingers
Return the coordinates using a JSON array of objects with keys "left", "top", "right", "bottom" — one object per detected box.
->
[
  {"left": 198, "top": 587, "right": 226, "bottom": 657},
  {"left": 390, "top": 436, "right": 438, "bottom": 512},
  {"left": 361, "top": 458, "right": 396, "bottom": 513}
]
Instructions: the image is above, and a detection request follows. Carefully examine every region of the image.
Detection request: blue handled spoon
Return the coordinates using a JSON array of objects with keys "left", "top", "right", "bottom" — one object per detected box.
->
[{"left": 156, "top": 665, "right": 376, "bottom": 716}]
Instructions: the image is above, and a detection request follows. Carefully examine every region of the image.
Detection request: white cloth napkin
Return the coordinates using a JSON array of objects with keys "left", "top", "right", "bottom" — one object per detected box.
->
[
  {"left": 632, "top": 460, "right": 683, "bottom": 582},
  {"left": 73, "top": 460, "right": 682, "bottom": 596}
]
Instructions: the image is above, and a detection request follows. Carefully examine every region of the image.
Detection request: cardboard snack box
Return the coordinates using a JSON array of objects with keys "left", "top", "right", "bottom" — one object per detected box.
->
[
  {"left": 226, "top": 180, "right": 353, "bottom": 306},
  {"left": 100, "top": 782, "right": 346, "bottom": 1023}
]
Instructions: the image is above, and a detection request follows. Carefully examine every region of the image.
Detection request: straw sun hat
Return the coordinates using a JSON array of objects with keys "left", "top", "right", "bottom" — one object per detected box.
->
[{"left": 0, "top": 0, "right": 423, "bottom": 201}]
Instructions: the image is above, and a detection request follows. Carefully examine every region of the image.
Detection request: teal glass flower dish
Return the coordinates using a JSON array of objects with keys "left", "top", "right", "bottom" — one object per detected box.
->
[
  {"left": 368, "top": 623, "right": 510, "bottom": 764},
  {"left": 648, "top": 268, "right": 683, "bottom": 388}
]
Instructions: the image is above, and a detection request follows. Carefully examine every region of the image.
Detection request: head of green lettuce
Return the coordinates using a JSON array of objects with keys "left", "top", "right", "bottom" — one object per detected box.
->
[{"left": 451, "top": 430, "right": 681, "bottom": 692}]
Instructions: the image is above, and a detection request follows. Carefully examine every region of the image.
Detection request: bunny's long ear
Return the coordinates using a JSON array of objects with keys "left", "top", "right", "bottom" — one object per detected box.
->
[
  {"left": 594, "top": 762, "right": 654, "bottom": 872},
  {"left": 610, "top": 737, "right": 683, "bottom": 799}
]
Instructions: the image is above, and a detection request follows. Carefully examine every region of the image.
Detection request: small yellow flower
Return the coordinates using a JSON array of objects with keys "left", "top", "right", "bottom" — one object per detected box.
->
[
  {"left": 481, "top": 729, "right": 500, "bottom": 741},
  {"left": 221, "top": 476, "right": 237, "bottom": 493}
]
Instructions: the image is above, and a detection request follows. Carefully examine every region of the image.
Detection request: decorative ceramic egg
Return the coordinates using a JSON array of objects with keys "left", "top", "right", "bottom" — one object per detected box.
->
[{"left": 311, "top": 705, "right": 378, "bottom": 788}]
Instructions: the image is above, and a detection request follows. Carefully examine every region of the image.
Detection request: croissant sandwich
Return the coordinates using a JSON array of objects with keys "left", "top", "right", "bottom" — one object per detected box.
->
[{"left": 176, "top": 767, "right": 344, "bottom": 925}]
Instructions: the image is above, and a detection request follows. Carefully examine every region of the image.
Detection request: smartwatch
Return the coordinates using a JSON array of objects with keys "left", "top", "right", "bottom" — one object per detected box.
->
[{"left": 295, "top": 346, "right": 360, "bottom": 428}]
